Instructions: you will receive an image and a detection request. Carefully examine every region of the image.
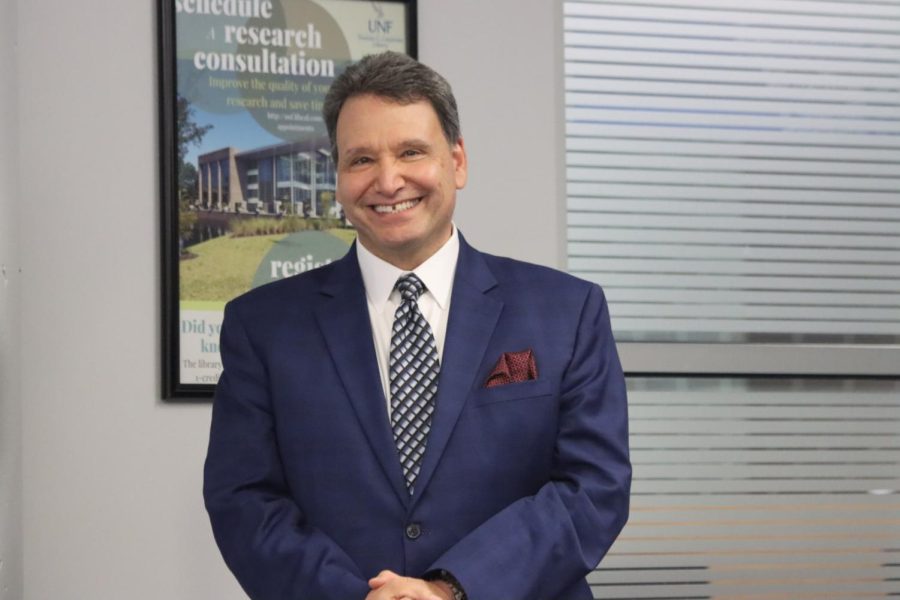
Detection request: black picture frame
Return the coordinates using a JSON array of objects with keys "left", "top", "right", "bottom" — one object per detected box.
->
[{"left": 159, "top": 0, "right": 418, "bottom": 399}]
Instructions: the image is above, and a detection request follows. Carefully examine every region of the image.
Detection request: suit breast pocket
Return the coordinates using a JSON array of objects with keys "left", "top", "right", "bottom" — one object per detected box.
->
[{"left": 470, "top": 378, "right": 556, "bottom": 407}]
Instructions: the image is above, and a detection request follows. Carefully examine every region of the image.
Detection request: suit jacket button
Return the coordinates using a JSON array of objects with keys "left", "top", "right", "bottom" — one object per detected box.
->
[{"left": 405, "top": 523, "right": 422, "bottom": 540}]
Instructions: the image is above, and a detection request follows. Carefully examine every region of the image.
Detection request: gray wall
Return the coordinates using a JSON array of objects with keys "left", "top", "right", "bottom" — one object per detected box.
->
[
  {"left": 15, "top": 1, "right": 560, "bottom": 598},
  {"left": 424, "top": 0, "right": 564, "bottom": 267},
  {"left": 0, "top": 0, "right": 23, "bottom": 597}
]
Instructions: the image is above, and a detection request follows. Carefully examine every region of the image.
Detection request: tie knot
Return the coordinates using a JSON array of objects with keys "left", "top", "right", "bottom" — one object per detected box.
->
[{"left": 395, "top": 273, "right": 426, "bottom": 302}]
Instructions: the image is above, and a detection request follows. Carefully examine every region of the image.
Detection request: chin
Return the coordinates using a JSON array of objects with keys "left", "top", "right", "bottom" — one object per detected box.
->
[
  {"left": 374, "top": 226, "right": 425, "bottom": 247},
  {"left": 379, "top": 236, "right": 422, "bottom": 253}
]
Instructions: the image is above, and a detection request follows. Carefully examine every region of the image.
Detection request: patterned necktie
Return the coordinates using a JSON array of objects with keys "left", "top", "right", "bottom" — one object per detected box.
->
[{"left": 389, "top": 273, "right": 440, "bottom": 494}]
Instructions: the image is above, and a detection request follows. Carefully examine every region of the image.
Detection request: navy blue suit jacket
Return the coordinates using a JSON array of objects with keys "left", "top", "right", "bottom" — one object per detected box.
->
[{"left": 204, "top": 235, "right": 631, "bottom": 600}]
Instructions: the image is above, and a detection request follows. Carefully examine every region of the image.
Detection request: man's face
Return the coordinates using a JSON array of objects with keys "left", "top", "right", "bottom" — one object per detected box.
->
[{"left": 335, "top": 94, "right": 467, "bottom": 270}]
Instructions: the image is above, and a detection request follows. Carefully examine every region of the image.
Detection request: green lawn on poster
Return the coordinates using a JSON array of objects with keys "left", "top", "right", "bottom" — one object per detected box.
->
[
  {"left": 180, "top": 229, "right": 356, "bottom": 303},
  {"left": 180, "top": 233, "right": 285, "bottom": 302}
]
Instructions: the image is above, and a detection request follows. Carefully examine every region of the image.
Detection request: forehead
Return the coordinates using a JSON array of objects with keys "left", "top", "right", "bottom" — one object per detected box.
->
[{"left": 336, "top": 95, "right": 442, "bottom": 139}]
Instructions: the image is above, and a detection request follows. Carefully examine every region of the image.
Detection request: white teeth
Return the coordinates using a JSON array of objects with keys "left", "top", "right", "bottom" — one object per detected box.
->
[{"left": 373, "top": 198, "right": 420, "bottom": 214}]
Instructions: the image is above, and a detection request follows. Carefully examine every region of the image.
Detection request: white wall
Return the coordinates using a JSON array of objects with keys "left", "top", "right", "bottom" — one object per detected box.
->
[
  {"left": 0, "top": 0, "right": 23, "bottom": 597},
  {"left": 18, "top": 1, "right": 561, "bottom": 598}
]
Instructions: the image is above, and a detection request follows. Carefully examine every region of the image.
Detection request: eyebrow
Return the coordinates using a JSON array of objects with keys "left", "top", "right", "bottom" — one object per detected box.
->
[
  {"left": 396, "top": 138, "right": 431, "bottom": 150},
  {"left": 340, "top": 146, "right": 369, "bottom": 161},
  {"left": 341, "top": 138, "right": 433, "bottom": 161}
]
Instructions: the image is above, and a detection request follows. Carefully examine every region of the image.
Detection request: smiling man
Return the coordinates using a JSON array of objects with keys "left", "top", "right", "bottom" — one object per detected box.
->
[{"left": 204, "top": 51, "right": 631, "bottom": 600}]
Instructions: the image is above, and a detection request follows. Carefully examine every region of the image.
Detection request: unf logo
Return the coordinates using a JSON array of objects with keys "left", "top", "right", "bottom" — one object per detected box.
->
[{"left": 368, "top": 19, "right": 394, "bottom": 33}]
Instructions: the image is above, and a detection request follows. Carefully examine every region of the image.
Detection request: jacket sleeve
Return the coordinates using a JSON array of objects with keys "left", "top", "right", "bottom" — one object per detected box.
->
[
  {"left": 428, "top": 284, "right": 631, "bottom": 600},
  {"left": 203, "top": 301, "right": 370, "bottom": 600}
]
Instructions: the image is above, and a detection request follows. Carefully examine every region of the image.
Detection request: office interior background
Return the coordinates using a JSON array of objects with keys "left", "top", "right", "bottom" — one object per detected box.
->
[{"left": 1, "top": 0, "right": 898, "bottom": 598}]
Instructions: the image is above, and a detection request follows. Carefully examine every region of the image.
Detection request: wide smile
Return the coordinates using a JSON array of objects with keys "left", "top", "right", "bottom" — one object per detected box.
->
[{"left": 371, "top": 197, "right": 422, "bottom": 215}]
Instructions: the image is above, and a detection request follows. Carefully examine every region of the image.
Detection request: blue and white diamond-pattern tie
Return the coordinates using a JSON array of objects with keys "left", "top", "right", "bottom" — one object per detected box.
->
[{"left": 390, "top": 273, "right": 440, "bottom": 494}]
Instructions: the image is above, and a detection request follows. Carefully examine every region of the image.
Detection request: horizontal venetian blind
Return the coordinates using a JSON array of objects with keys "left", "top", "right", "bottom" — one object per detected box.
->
[
  {"left": 590, "top": 378, "right": 900, "bottom": 599},
  {"left": 563, "top": 0, "right": 900, "bottom": 344}
]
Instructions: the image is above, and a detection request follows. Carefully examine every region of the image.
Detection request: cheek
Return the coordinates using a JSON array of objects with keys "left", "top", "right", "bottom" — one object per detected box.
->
[
  {"left": 408, "top": 161, "right": 443, "bottom": 185},
  {"left": 336, "top": 177, "right": 365, "bottom": 205}
]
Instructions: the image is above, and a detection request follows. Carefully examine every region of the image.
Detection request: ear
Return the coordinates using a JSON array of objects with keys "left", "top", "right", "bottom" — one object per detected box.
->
[{"left": 451, "top": 136, "right": 468, "bottom": 190}]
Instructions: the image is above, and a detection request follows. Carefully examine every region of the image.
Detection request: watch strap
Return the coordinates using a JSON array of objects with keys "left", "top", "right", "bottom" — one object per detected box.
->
[{"left": 424, "top": 568, "right": 467, "bottom": 600}]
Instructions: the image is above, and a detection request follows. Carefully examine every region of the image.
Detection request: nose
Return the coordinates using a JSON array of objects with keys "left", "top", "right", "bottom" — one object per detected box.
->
[{"left": 373, "top": 159, "right": 404, "bottom": 196}]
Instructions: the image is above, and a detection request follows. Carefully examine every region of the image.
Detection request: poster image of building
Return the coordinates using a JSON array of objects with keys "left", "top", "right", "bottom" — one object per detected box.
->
[{"left": 197, "top": 140, "right": 338, "bottom": 218}]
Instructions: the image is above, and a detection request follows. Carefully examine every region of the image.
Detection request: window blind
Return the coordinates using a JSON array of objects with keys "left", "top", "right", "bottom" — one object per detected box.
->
[
  {"left": 563, "top": 0, "right": 900, "bottom": 346},
  {"left": 591, "top": 378, "right": 900, "bottom": 599}
]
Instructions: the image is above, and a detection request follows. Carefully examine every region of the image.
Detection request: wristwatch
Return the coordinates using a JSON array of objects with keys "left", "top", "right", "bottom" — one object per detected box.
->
[{"left": 425, "top": 569, "right": 467, "bottom": 600}]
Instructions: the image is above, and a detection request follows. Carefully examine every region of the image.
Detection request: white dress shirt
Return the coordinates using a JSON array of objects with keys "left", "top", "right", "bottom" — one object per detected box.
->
[{"left": 356, "top": 226, "right": 460, "bottom": 414}]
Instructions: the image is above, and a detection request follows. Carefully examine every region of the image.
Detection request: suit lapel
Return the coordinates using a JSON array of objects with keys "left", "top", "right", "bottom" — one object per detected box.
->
[
  {"left": 314, "top": 246, "right": 410, "bottom": 506},
  {"left": 411, "top": 239, "right": 503, "bottom": 504}
]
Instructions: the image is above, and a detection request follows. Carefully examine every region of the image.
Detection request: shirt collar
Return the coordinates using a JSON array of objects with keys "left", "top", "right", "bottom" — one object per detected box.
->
[{"left": 357, "top": 226, "right": 459, "bottom": 311}]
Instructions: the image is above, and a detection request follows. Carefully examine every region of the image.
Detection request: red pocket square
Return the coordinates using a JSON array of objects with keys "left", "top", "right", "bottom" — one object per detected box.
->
[{"left": 484, "top": 349, "right": 538, "bottom": 388}]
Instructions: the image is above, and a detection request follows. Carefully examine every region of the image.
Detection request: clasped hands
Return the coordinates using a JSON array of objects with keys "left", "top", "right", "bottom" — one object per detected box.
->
[{"left": 365, "top": 570, "right": 454, "bottom": 600}]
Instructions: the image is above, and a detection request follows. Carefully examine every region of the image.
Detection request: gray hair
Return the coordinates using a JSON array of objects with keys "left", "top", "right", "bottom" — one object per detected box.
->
[{"left": 322, "top": 51, "right": 461, "bottom": 162}]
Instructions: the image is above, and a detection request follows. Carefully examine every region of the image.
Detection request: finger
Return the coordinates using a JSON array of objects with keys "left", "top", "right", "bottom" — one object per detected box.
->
[
  {"left": 368, "top": 569, "right": 399, "bottom": 588},
  {"left": 363, "top": 585, "right": 400, "bottom": 600}
]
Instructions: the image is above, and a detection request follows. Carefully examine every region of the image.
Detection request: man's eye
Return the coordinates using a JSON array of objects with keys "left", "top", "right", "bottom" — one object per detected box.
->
[
  {"left": 350, "top": 156, "right": 371, "bottom": 166},
  {"left": 402, "top": 149, "right": 423, "bottom": 158}
]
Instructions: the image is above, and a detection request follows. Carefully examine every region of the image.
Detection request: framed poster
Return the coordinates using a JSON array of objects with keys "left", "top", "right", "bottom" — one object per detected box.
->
[{"left": 159, "top": 0, "right": 418, "bottom": 399}]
